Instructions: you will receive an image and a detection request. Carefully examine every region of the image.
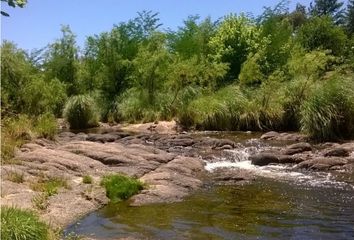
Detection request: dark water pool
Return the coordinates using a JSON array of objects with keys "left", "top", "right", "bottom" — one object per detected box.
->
[{"left": 66, "top": 178, "right": 354, "bottom": 240}]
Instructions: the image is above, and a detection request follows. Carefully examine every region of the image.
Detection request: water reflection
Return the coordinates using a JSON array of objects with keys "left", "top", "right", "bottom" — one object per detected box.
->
[{"left": 66, "top": 178, "right": 354, "bottom": 239}]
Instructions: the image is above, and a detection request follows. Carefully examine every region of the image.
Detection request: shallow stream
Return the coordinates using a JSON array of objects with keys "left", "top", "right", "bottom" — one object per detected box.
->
[{"left": 65, "top": 132, "right": 354, "bottom": 239}]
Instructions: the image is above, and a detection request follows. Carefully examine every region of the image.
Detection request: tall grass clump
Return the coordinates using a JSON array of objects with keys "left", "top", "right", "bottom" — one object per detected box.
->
[
  {"left": 100, "top": 174, "right": 144, "bottom": 202},
  {"left": 34, "top": 112, "right": 58, "bottom": 139},
  {"left": 63, "top": 95, "right": 99, "bottom": 129},
  {"left": 300, "top": 77, "right": 354, "bottom": 141},
  {"left": 1, "top": 206, "right": 49, "bottom": 240},
  {"left": 1, "top": 115, "right": 33, "bottom": 163},
  {"left": 185, "top": 85, "right": 247, "bottom": 130}
]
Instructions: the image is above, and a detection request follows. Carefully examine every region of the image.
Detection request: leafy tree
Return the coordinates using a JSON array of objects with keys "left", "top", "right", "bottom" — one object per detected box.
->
[
  {"left": 289, "top": 3, "right": 308, "bottom": 30},
  {"left": 167, "top": 15, "right": 217, "bottom": 59},
  {"left": 1, "top": 41, "right": 32, "bottom": 114},
  {"left": 209, "top": 14, "right": 262, "bottom": 82},
  {"left": 297, "top": 16, "right": 347, "bottom": 56},
  {"left": 44, "top": 25, "right": 79, "bottom": 95},
  {"left": 1, "top": 0, "right": 26, "bottom": 16},
  {"left": 309, "top": 0, "right": 345, "bottom": 24},
  {"left": 131, "top": 32, "right": 170, "bottom": 106},
  {"left": 346, "top": 0, "right": 354, "bottom": 35}
]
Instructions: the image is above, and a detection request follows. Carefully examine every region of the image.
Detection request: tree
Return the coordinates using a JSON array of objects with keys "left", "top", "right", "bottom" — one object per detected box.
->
[
  {"left": 131, "top": 32, "right": 170, "bottom": 106},
  {"left": 309, "top": 0, "right": 345, "bottom": 24},
  {"left": 297, "top": 16, "right": 347, "bottom": 56},
  {"left": 1, "top": 41, "right": 32, "bottom": 114},
  {"left": 44, "top": 25, "right": 79, "bottom": 95},
  {"left": 1, "top": 0, "right": 26, "bottom": 16},
  {"left": 346, "top": 0, "right": 354, "bottom": 35},
  {"left": 289, "top": 3, "right": 308, "bottom": 29},
  {"left": 209, "top": 14, "right": 262, "bottom": 83},
  {"left": 167, "top": 16, "right": 217, "bottom": 59}
]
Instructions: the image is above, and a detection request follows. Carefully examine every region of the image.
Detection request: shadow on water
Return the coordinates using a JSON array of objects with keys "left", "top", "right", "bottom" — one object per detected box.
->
[{"left": 66, "top": 178, "right": 354, "bottom": 240}]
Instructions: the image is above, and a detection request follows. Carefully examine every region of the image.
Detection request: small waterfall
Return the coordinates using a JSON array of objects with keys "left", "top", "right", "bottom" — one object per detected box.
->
[{"left": 204, "top": 139, "right": 354, "bottom": 189}]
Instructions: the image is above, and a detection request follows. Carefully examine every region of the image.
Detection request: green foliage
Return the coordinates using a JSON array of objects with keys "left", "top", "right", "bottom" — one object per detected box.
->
[
  {"left": 1, "top": 0, "right": 27, "bottom": 17},
  {"left": 309, "top": 0, "right": 345, "bottom": 24},
  {"left": 239, "top": 52, "right": 264, "bottom": 86},
  {"left": 297, "top": 16, "right": 347, "bottom": 56},
  {"left": 1, "top": 206, "right": 48, "bottom": 240},
  {"left": 300, "top": 76, "right": 354, "bottom": 141},
  {"left": 63, "top": 95, "right": 99, "bottom": 129},
  {"left": 131, "top": 32, "right": 170, "bottom": 106},
  {"left": 82, "top": 175, "right": 93, "bottom": 184},
  {"left": 22, "top": 77, "right": 67, "bottom": 116},
  {"left": 168, "top": 16, "right": 216, "bottom": 59},
  {"left": 44, "top": 25, "right": 79, "bottom": 95},
  {"left": 1, "top": 41, "right": 32, "bottom": 115},
  {"left": 34, "top": 113, "right": 58, "bottom": 140},
  {"left": 346, "top": 0, "right": 354, "bottom": 35},
  {"left": 209, "top": 14, "right": 262, "bottom": 81},
  {"left": 1, "top": 115, "right": 33, "bottom": 163},
  {"left": 100, "top": 174, "right": 144, "bottom": 202}
]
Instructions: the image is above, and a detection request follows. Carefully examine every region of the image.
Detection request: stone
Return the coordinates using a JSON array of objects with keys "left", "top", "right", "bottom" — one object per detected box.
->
[
  {"left": 283, "top": 142, "right": 312, "bottom": 155},
  {"left": 249, "top": 153, "right": 279, "bottom": 166}
]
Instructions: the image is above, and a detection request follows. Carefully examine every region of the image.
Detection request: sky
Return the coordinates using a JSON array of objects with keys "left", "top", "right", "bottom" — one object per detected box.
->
[{"left": 1, "top": 0, "right": 315, "bottom": 52}]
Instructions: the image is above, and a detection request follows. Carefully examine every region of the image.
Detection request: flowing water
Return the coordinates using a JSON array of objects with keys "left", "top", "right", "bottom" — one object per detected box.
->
[{"left": 65, "top": 133, "right": 354, "bottom": 239}]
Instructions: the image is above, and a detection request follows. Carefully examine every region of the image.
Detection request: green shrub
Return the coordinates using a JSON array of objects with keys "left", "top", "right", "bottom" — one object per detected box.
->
[
  {"left": 1, "top": 115, "right": 33, "bottom": 163},
  {"left": 63, "top": 95, "right": 99, "bottom": 129},
  {"left": 34, "top": 113, "right": 58, "bottom": 140},
  {"left": 22, "top": 77, "right": 67, "bottom": 117},
  {"left": 300, "top": 77, "right": 354, "bottom": 141},
  {"left": 1, "top": 206, "right": 49, "bottom": 240},
  {"left": 100, "top": 174, "right": 144, "bottom": 202},
  {"left": 82, "top": 175, "right": 93, "bottom": 184}
]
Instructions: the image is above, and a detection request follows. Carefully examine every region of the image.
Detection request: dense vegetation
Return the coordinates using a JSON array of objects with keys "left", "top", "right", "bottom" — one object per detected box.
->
[
  {"left": 2, "top": 1, "right": 354, "bottom": 156},
  {"left": 1, "top": 206, "right": 49, "bottom": 240}
]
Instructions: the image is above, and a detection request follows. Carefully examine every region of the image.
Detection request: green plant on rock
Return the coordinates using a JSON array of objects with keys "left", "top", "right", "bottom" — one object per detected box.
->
[
  {"left": 82, "top": 175, "right": 93, "bottom": 184},
  {"left": 1, "top": 206, "right": 49, "bottom": 240},
  {"left": 100, "top": 174, "right": 144, "bottom": 202},
  {"left": 63, "top": 95, "right": 99, "bottom": 129}
]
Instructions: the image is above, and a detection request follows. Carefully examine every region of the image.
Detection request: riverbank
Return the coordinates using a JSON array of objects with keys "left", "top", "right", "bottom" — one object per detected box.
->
[{"left": 1, "top": 121, "right": 354, "bottom": 238}]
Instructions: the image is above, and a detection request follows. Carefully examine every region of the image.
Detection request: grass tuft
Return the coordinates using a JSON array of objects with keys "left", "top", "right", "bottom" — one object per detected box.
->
[
  {"left": 0, "top": 206, "right": 49, "bottom": 240},
  {"left": 100, "top": 174, "right": 144, "bottom": 202},
  {"left": 82, "top": 175, "right": 93, "bottom": 184}
]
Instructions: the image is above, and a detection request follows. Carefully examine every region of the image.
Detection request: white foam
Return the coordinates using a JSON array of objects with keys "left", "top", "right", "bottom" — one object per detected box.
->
[{"left": 204, "top": 148, "right": 354, "bottom": 189}]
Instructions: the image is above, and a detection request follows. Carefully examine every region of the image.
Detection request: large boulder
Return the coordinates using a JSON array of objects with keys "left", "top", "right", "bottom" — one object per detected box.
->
[
  {"left": 323, "top": 147, "right": 350, "bottom": 157},
  {"left": 296, "top": 157, "right": 348, "bottom": 171}
]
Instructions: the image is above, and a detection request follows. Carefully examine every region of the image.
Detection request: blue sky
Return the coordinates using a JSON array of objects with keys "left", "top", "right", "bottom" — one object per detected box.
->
[{"left": 2, "top": 0, "right": 315, "bottom": 51}]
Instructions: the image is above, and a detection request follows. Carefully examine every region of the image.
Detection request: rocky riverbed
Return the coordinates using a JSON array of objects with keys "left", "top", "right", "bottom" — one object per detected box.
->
[{"left": 1, "top": 121, "right": 354, "bottom": 233}]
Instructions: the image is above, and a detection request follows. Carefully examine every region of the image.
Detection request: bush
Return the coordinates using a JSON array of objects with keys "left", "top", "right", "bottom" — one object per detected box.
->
[
  {"left": 63, "top": 95, "right": 99, "bottom": 129},
  {"left": 300, "top": 77, "right": 354, "bottom": 141},
  {"left": 1, "top": 206, "right": 49, "bottom": 240},
  {"left": 22, "top": 77, "right": 67, "bottom": 117},
  {"left": 34, "top": 113, "right": 57, "bottom": 140},
  {"left": 100, "top": 174, "right": 144, "bottom": 202}
]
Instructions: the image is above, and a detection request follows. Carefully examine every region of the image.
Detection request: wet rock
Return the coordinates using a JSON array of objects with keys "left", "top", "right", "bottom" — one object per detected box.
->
[
  {"left": 323, "top": 147, "right": 350, "bottom": 157},
  {"left": 261, "top": 131, "right": 307, "bottom": 142},
  {"left": 260, "top": 131, "right": 280, "bottom": 140},
  {"left": 283, "top": 142, "right": 312, "bottom": 155},
  {"left": 250, "top": 152, "right": 279, "bottom": 166},
  {"left": 296, "top": 157, "right": 348, "bottom": 171},
  {"left": 278, "top": 155, "right": 305, "bottom": 164}
]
